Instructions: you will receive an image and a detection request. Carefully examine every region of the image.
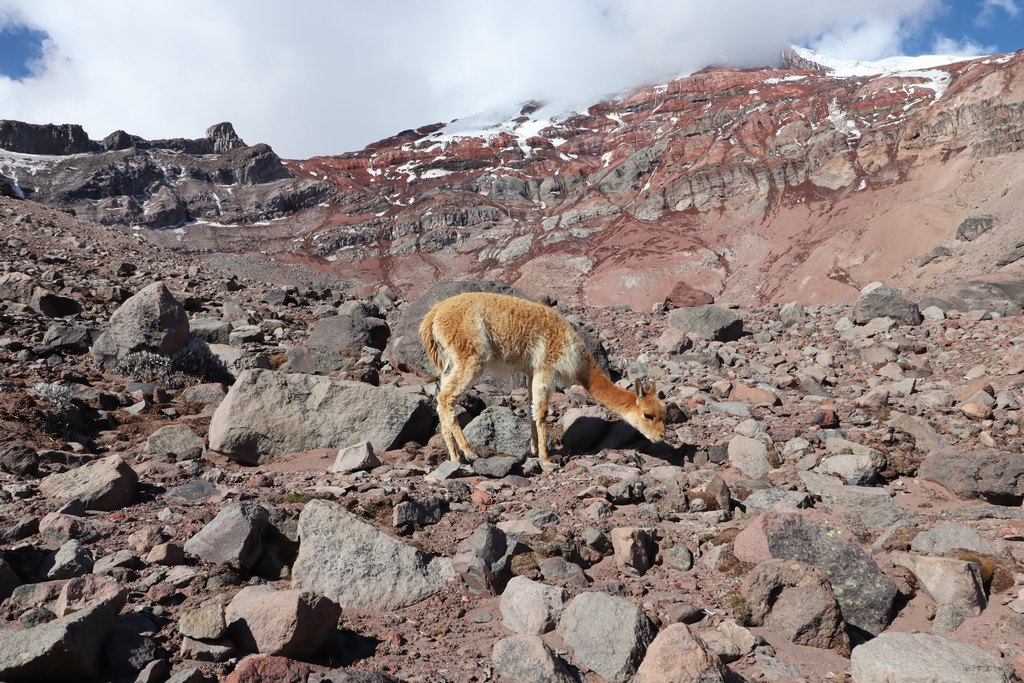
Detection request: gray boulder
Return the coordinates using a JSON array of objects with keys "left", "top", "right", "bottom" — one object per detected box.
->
[
  {"left": 491, "top": 635, "right": 576, "bottom": 683},
  {"left": 464, "top": 406, "right": 532, "bottom": 459},
  {"left": 38, "top": 454, "right": 138, "bottom": 511},
  {"left": 851, "top": 632, "right": 1019, "bottom": 682},
  {"left": 911, "top": 522, "right": 996, "bottom": 556},
  {"left": 307, "top": 314, "right": 390, "bottom": 372},
  {"left": 189, "top": 318, "right": 233, "bottom": 345},
  {"left": 292, "top": 499, "right": 453, "bottom": 611},
  {"left": 500, "top": 577, "right": 567, "bottom": 636},
  {"left": 91, "top": 282, "right": 190, "bottom": 369},
  {"left": 144, "top": 424, "right": 205, "bottom": 460},
  {"left": 556, "top": 592, "right": 656, "bottom": 682},
  {"left": 667, "top": 304, "right": 744, "bottom": 341},
  {"left": 956, "top": 215, "right": 995, "bottom": 241},
  {"left": 0, "top": 272, "right": 35, "bottom": 304},
  {"left": 452, "top": 523, "right": 523, "bottom": 596},
  {"left": 920, "top": 448, "right": 1024, "bottom": 504},
  {"left": 800, "top": 471, "right": 912, "bottom": 529},
  {"left": 0, "top": 599, "right": 117, "bottom": 681},
  {"left": 892, "top": 553, "right": 987, "bottom": 632},
  {"left": 183, "top": 503, "right": 269, "bottom": 570},
  {"left": 42, "top": 323, "right": 95, "bottom": 354},
  {"left": 853, "top": 282, "right": 922, "bottom": 326},
  {"left": 43, "top": 540, "right": 94, "bottom": 580},
  {"left": 734, "top": 511, "right": 898, "bottom": 635},
  {"left": 207, "top": 369, "right": 435, "bottom": 464}
]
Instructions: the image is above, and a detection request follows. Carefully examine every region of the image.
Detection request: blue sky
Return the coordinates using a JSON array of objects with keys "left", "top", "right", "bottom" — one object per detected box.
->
[
  {"left": 905, "top": 0, "right": 1022, "bottom": 54},
  {"left": 0, "top": 1, "right": 1019, "bottom": 158}
]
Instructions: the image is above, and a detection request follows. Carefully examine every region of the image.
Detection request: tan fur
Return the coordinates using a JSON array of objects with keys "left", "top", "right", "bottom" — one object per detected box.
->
[{"left": 419, "top": 292, "right": 666, "bottom": 466}]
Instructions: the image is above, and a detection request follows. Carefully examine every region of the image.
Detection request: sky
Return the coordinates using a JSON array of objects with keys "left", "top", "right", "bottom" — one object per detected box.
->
[{"left": 0, "top": 1, "right": 1019, "bottom": 159}]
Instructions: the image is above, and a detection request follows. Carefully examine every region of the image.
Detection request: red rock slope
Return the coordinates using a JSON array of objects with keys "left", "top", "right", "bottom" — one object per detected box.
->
[{"left": 253, "top": 49, "right": 1024, "bottom": 308}]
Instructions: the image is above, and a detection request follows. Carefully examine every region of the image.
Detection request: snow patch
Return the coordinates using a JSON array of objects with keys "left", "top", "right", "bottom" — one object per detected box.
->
[{"left": 791, "top": 45, "right": 977, "bottom": 77}]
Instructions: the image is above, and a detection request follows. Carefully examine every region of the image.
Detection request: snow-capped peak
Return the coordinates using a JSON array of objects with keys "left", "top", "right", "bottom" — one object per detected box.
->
[{"left": 789, "top": 45, "right": 979, "bottom": 78}]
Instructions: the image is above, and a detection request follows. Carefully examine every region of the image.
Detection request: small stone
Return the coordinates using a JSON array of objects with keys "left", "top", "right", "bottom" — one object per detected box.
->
[
  {"left": 179, "top": 602, "right": 227, "bottom": 641},
  {"left": 330, "top": 441, "right": 380, "bottom": 473},
  {"left": 499, "top": 576, "right": 567, "bottom": 635}
]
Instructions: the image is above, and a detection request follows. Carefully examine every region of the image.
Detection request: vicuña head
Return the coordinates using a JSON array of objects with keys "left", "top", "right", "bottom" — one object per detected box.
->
[{"left": 419, "top": 291, "right": 666, "bottom": 468}]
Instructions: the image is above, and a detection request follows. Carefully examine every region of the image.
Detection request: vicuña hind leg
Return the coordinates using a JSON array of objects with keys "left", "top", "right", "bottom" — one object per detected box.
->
[
  {"left": 436, "top": 361, "right": 482, "bottom": 463},
  {"left": 527, "top": 374, "right": 539, "bottom": 457},
  {"left": 531, "top": 371, "right": 556, "bottom": 469}
]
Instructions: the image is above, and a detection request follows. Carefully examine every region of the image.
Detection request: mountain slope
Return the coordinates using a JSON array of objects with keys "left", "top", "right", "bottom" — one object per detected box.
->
[{"left": 3, "top": 48, "right": 1024, "bottom": 309}]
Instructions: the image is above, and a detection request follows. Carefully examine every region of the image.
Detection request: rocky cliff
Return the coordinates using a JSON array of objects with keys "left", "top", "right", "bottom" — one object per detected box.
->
[{"left": 0, "top": 121, "right": 333, "bottom": 229}]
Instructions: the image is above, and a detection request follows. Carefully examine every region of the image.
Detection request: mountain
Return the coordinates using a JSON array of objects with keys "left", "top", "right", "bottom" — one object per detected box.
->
[{"left": 3, "top": 47, "right": 1024, "bottom": 310}]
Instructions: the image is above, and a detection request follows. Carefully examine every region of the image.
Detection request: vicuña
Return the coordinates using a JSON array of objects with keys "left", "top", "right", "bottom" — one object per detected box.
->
[{"left": 419, "top": 292, "right": 666, "bottom": 467}]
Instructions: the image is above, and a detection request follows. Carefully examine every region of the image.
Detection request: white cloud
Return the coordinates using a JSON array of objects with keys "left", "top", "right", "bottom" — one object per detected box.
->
[
  {"left": 978, "top": 0, "right": 1021, "bottom": 25},
  {"left": 932, "top": 34, "right": 996, "bottom": 57},
  {"left": 0, "top": 0, "right": 958, "bottom": 158}
]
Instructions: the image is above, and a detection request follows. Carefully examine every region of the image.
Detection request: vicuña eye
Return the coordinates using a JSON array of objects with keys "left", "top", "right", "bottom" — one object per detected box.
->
[{"left": 643, "top": 413, "right": 655, "bottom": 420}]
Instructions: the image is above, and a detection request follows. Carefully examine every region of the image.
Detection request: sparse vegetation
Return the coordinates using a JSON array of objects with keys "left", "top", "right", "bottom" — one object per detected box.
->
[
  {"left": 723, "top": 589, "right": 752, "bottom": 625},
  {"left": 31, "top": 382, "right": 74, "bottom": 412},
  {"left": 282, "top": 491, "right": 313, "bottom": 505},
  {"left": 116, "top": 339, "right": 233, "bottom": 388}
]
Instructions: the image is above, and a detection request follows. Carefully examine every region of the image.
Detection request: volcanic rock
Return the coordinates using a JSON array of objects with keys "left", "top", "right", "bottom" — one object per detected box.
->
[
  {"left": 291, "top": 499, "right": 453, "bottom": 611},
  {"left": 556, "top": 591, "right": 656, "bottom": 682},
  {"left": 90, "top": 282, "right": 190, "bottom": 370},
  {"left": 734, "top": 511, "right": 898, "bottom": 635},
  {"left": 207, "top": 369, "right": 435, "bottom": 464},
  {"left": 850, "top": 632, "right": 1020, "bottom": 682}
]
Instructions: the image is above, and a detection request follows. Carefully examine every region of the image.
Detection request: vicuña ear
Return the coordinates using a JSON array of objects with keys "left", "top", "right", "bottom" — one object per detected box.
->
[
  {"left": 647, "top": 380, "right": 657, "bottom": 397},
  {"left": 633, "top": 379, "right": 645, "bottom": 400}
]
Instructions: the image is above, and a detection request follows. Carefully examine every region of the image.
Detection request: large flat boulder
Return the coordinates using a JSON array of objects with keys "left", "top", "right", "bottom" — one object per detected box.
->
[
  {"left": 0, "top": 600, "right": 118, "bottom": 681},
  {"left": 667, "top": 304, "right": 744, "bottom": 341},
  {"left": 38, "top": 454, "right": 138, "bottom": 511},
  {"left": 207, "top": 369, "right": 435, "bottom": 464},
  {"left": 851, "top": 632, "right": 1019, "bottom": 682},
  {"left": 919, "top": 448, "right": 1024, "bottom": 505},
  {"left": 291, "top": 500, "right": 453, "bottom": 611}
]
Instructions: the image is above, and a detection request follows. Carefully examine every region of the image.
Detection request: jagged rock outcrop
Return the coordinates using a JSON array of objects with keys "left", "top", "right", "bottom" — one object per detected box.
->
[
  {"left": 0, "top": 120, "right": 100, "bottom": 155},
  {"left": 0, "top": 120, "right": 332, "bottom": 228}
]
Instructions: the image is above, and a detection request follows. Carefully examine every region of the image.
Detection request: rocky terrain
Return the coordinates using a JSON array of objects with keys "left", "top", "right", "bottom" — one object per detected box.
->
[{"left": 3, "top": 191, "right": 1024, "bottom": 683}]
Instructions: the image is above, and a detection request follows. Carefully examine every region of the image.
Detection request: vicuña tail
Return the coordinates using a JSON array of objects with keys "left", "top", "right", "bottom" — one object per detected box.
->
[{"left": 418, "top": 308, "right": 444, "bottom": 377}]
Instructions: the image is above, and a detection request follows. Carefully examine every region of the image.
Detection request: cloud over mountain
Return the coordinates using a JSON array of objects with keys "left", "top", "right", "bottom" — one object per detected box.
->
[{"left": 0, "top": 0, "right": 977, "bottom": 157}]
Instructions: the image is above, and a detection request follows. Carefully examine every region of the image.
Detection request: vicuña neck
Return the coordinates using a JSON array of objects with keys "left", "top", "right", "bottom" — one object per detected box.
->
[{"left": 580, "top": 357, "right": 636, "bottom": 418}]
